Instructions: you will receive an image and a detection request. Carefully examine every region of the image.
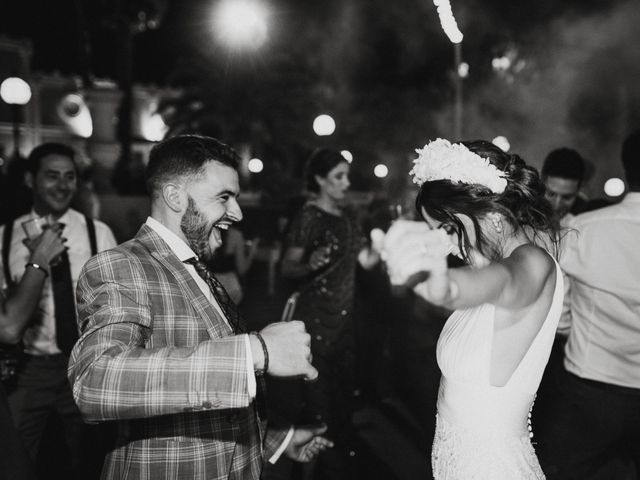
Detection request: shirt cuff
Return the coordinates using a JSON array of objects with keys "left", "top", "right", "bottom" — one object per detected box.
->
[
  {"left": 244, "top": 334, "right": 256, "bottom": 398},
  {"left": 268, "top": 426, "right": 295, "bottom": 464}
]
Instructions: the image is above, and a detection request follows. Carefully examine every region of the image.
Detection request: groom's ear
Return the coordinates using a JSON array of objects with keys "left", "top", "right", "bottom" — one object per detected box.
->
[{"left": 162, "top": 183, "right": 186, "bottom": 213}]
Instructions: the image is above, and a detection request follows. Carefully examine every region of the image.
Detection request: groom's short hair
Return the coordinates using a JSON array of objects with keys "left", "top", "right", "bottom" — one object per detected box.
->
[{"left": 145, "top": 135, "right": 240, "bottom": 197}]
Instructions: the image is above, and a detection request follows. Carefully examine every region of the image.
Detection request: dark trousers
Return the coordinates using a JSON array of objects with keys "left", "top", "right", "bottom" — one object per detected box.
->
[
  {"left": 299, "top": 337, "right": 357, "bottom": 480},
  {"left": 537, "top": 368, "right": 640, "bottom": 479},
  {"left": 8, "top": 354, "right": 85, "bottom": 479},
  {"left": 0, "top": 381, "right": 36, "bottom": 480}
]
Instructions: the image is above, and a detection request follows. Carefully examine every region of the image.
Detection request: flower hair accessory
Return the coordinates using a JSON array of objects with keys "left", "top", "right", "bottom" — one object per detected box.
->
[{"left": 410, "top": 138, "right": 508, "bottom": 194}]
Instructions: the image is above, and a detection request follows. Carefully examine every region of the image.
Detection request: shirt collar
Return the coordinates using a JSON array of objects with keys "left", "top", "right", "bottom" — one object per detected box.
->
[
  {"left": 145, "top": 216, "right": 196, "bottom": 262},
  {"left": 28, "top": 208, "right": 74, "bottom": 225}
]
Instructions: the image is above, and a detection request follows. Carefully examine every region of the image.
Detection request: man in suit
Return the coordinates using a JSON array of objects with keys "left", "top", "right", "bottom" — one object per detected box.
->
[{"left": 68, "top": 135, "right": 331, "bottom": 480}]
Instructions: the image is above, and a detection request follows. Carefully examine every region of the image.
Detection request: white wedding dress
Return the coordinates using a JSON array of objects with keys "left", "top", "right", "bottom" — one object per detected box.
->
[{"left": 431, "top": 261, "right": 563, "bottom": 479}]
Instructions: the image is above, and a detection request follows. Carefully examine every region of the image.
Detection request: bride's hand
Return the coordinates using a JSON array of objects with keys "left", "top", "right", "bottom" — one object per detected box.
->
[
  {"left": 412, "top": 230, "right": 452, "bottom": 305},
  {"left": 383, "top": 222, "right": 454, "bottom": 305},
  {"left": 383, "top": 221, "right": 449, "bottom": 282}
]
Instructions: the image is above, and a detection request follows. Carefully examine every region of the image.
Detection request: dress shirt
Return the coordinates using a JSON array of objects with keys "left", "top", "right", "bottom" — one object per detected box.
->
[
  {"left": 560, "top": 193, "right": 640, "bottom": 388},
  {"left": 0, "top": 209, "right": 117, "bottom": 355},
  {"left": 556, "top": 212, "right": 575, "bottom": 337},
  {"left": 145, "top": 217, "right": 257, "bottom": 399}
]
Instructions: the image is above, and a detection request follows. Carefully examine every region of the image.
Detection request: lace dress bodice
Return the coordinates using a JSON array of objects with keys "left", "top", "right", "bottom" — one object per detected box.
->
[{"left": 431, "top": 261, "right": 563, "bottom": 479}]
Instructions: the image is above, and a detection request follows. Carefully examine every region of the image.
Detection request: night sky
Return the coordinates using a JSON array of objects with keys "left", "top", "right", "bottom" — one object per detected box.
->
[
  {"left": 2, "top": 0, "right": 639, "bottom": 198},
  {"left": 0, "top": 0, "right": 623, "bottom": 85}
]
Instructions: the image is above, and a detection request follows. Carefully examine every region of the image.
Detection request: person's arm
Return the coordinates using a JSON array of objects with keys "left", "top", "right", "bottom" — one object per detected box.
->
[
  {"left": 385, "top": 227, "right": 554, "bottom": 311},
  {"left": 69, "top": 250, "right": 257, "bottom": 422},
  {"left": 264, "top": 424, "right": 333, "bottom": 464},
  {"left": 69, "top": 250, "right": 317, "bottom": 423},
  {"left": 357, "top": 246, "right": 380, "bottom": 271},
  {"left": 280, "top": 208, "right": 329, "bottom": 279},
  {"left": 0, "top": 228, "right": 66, "bottom": 343},
  {"left": 281, "top": 246, "right": 330, "bottom": 279},
  {"left": 413, "top": 243, "right": 554, "bottom": 311}
]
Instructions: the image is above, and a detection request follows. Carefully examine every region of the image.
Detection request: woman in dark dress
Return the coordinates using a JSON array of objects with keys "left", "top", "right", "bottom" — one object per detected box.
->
[
  {"left": 281, "top": 148, "right": 379, "bottom": 479},
  {"left": 1, "top": 225, "right": 66, "bottom": 480}
]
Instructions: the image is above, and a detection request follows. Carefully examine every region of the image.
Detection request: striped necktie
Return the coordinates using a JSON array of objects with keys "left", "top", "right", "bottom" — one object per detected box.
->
[{"left": 184, "top": 257, "right": 246, "bottom": 334}]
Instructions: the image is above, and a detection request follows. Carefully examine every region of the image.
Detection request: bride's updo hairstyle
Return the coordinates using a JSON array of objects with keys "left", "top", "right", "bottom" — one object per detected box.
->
[{"left": 415, "top": 140, "right": 558, "bottom": 263}]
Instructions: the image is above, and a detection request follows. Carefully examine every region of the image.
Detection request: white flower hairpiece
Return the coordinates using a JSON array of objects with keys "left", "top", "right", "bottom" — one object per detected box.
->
[{"left": 409, "top": 138, "right": 508, "bottom": 194}]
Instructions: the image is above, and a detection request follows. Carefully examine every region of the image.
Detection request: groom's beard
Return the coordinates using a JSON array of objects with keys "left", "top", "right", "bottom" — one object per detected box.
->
[{"left": 180, "top": 196, "right": 217, "bottom": 263}]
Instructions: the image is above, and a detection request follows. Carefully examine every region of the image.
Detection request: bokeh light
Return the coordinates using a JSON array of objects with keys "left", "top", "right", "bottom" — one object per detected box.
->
[
  {"left": 374, "top": 164, "right": 389, "bottom": 178},
  {"left": 604, "top": 177, "right": 625, "bottom": 197},
  {"left": 340, "top": 150, "right": 353, "bottom": 163},
  {"left": 492, "top": 136, "right": 510, "bottom": 152},
  {"left": 0, "top": 77, "right": 32, "bottom": 105},
  {"left": 313, "top": 114, "right": 336, "bottom": 136},
  {"left": 57, "top": 94, "right": 93, "bottom": 138},
  {"left": 433, "top": 0, "right": 463, "bottom": 44},
  {"left": 213, "top": 0, "right": 269, "bottom": 50},
  {"left": 248, "top": 157, "right": 264, "bottom": 173},
  {"left": 457, "top": 62, "right": 469, "bottom": 78},
  {"left": 492, "top": 56, "right": 511, "bottom": 71},
  {"left": 141, "top": 113, "right": 168, "bottom": 142}
]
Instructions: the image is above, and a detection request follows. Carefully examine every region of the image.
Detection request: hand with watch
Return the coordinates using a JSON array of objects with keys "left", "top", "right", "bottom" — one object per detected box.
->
[{"left": 23, "top": 223, "right": 67, "bottom": 276}]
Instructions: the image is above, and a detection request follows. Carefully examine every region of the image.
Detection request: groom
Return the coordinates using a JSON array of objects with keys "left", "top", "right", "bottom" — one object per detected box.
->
[{"left": 68, "top": 135, "right": 331, "bottom": 479}]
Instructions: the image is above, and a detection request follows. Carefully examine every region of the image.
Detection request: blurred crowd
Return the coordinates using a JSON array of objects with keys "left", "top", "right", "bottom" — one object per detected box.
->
[{"left": 1, "top": 130, "right": 638, "bottom": 480}]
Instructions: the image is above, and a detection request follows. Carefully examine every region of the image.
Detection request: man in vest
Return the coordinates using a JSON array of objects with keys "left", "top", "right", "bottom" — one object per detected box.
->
[{"left": 0, "top": 143, "right": 117, "bottom": 478}]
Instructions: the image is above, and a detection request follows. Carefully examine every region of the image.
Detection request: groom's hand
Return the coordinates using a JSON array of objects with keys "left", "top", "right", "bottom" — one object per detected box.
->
[
  {"left": 255, "top": 321, "right": 318, "bottom": 381},
  {"left": 285, "top": 424, "right": 334, "bottom": 463}
]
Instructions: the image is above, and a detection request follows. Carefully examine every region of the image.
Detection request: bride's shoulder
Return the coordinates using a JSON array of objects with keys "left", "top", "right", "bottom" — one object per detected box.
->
[{"left": 508, "top": 244, "right": 555, "bottom": 281}]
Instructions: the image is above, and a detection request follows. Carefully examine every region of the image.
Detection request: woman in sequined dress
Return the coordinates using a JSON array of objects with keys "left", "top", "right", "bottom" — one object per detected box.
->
[{"left": 281, "top": 148, "right": 379, "bottom": 480}]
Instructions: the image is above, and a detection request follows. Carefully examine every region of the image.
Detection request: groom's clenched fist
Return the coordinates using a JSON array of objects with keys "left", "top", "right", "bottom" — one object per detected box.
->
[{"left": 251, "top": 321, "right": 317, "bottom": 381}]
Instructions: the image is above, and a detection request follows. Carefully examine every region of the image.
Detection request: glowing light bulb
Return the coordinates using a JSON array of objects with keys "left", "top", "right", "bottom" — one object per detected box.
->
[
  {"left": 248, "top": 158, "right": 264, "bottom": 173},
  {"left": 374, "top": 164, "right": 388, "bottom": 178},
  {"left": 313, "top": 114, "right": 336, "bottom": 136},
  {"left": 604, "top": 178, "right": 625, "bottom": 197}
]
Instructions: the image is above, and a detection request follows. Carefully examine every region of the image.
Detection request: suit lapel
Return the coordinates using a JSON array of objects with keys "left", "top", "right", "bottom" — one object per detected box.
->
[{"left": 135, "top": 225, "right": 233, "bottom": 339}]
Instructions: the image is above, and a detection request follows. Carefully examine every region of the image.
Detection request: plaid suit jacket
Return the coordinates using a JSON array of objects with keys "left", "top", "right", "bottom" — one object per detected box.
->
[{"left": 68, "top": 224, "right": 286, "bottom": 480}]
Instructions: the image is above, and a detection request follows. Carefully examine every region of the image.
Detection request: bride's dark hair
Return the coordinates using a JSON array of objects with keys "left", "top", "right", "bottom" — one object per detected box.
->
[{"left": 415, "top": 140, "right": 559, "bottom": 263}]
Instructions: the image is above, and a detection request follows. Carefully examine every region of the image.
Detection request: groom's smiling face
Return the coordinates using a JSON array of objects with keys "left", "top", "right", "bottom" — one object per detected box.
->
[{"left": 180, "top": 160, "right": 242, "bottom": 262}]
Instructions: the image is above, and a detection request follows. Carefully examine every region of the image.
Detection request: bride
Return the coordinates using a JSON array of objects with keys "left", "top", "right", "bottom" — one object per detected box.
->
[{"left": 384, "top": 139, "right": 563, "bottom": 479}]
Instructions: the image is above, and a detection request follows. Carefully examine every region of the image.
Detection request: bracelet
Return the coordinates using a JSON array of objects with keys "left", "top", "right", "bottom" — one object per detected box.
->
[
  {"left": 251, "top": 331, "right": 269, "bottom": 377},
  {"left": 25, "top": 262, "right": 49, "bottom": 278}
]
